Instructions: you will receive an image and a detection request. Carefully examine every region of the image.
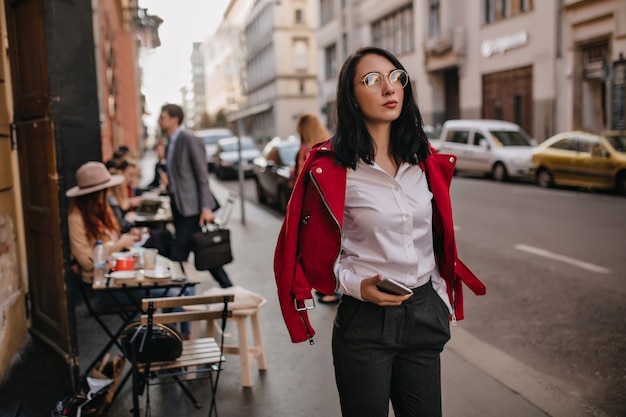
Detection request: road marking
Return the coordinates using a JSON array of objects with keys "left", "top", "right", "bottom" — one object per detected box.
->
[{"left": 514, "top": 244, "right": 611, "bottom": 274}]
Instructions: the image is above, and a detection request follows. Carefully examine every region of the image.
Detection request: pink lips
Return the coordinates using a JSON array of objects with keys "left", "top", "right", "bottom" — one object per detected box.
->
[{"left": 383, "top": 100, "right": 398, "bottom": 108}]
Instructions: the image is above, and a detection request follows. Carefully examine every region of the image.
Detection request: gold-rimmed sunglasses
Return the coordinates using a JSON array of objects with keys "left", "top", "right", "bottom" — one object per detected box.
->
[{"left": 355, "top": 69, "right": 409, "bottom": 92}]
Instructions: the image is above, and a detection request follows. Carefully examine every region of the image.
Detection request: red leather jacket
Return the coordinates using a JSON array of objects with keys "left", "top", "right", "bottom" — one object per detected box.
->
[{"left": 274, "top": 141, "right": 486, "bottom": 343}]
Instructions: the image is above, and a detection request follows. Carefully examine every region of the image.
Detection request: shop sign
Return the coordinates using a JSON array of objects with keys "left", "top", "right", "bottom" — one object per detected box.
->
[{"left": 481, "top": 31, "right": 529, "bottom": 58}]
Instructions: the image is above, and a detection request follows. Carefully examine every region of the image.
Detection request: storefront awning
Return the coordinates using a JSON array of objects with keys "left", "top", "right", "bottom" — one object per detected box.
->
[{"left": 227, "top": 102, "right": 273, "bottom": 122}]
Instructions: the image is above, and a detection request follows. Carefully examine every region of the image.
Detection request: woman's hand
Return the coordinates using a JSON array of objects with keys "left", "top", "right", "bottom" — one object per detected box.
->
[
  {"left": 360, "top": 275, "right": 412, "bottom": 306},
  {"left": 118, "top": 233, "right": 138, "bottom": 249},
  {"left": 129, "top": 195, "right": 143, "bottom": 208}
]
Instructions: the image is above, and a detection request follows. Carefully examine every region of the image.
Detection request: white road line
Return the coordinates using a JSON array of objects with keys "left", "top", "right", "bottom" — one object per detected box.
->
[{"left": 514, "top": 244, "right": 611, "bottom": 274}]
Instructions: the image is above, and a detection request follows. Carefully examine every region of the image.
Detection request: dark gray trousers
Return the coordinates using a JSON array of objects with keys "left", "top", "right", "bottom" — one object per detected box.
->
[{"left": 332, "top": 282, "right": 451, "bottom": 417}]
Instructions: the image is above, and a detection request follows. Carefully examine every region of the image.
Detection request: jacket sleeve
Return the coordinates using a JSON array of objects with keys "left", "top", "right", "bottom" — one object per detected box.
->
[
  {"left": 274, "top": 156, "right": 317, "bottom": 344},
  {"left": 188, "top": 131, "right": 212, "bottom": 211}
]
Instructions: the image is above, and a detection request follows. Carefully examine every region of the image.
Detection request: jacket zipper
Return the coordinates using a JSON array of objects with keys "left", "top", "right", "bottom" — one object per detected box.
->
[
  {"left": 309, "top": 171, "right": 343, "bottom": 293},
  {"left": 298, "top": 312, "right": 315, "bottom": 345}
]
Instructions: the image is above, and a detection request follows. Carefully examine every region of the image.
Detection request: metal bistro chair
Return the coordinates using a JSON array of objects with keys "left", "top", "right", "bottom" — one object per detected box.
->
[{"left": 128, "top": 294, "right": 234, "bottom": 417}]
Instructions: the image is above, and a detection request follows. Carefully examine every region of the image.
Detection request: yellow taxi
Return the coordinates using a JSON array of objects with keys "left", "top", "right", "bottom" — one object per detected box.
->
[{"left": 531, "top": 131, "right": 626, "bottom": 195}]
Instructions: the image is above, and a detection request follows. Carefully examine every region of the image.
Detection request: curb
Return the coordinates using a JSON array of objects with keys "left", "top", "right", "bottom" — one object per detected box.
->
[{"left": 448, "top": 326, "right": 609, "bottom": 417}]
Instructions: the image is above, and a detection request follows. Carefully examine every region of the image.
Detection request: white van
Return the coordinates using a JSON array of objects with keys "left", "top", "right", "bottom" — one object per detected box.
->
[{"left": 437, "top": 119, "right": 534, "bottom": 181}]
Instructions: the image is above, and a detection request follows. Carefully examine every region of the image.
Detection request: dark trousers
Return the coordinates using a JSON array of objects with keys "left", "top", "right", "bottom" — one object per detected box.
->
[
  {"left": 332, "top": 282, "right": 451, "bottom": 417},
  {"left": 170, "top": 198, "right": 233, "bottom": 288}
]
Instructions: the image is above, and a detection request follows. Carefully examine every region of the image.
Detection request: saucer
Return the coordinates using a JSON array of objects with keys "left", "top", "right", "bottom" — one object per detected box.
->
[
  {"left": 143, "top": 269, "right": 171, "bottom": 279},
  {"left": 108, "top": 270, "right": 137, "bottom": 280}
]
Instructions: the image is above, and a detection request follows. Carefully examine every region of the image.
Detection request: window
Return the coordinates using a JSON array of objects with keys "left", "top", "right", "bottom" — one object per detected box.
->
[
  {"left": 473, "top": 133, "right": 486, "bottom": 146},
  {"left": 550, "top": 138, "right": 577, "bottom": 152},
  {"left": 325, "top": 43, "right": 337, "bottom": 80},
  {"left": 371, "top": 6, "right": 414, "bottom": 55},
  {"left": 294, "top": 39, "right": 308, "bottom": 70},
  {"left": 428, "top": 0, "right": 440, "bottom": 38},
  {"left": 490, "top": 131, "right": 531, "bottom": 147},
  {"left": 485, "top": 0, "right": 533, "bottom": 23},
  {"left": 320, "top": 0, "right": 334, "bottom": 26},
  {"left": 295, "top": 9, "right": 303, "bottom": 24},
  {"left": 447, "top": 130, "right": 469, "bottom": 144}
]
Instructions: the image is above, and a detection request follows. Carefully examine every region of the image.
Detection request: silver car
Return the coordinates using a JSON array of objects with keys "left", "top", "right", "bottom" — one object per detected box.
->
[{"left": 194, "top": 128, "right": 234, "bottom": 171}]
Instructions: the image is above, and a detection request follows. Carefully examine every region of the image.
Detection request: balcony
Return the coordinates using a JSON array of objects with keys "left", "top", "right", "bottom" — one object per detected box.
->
[{"left": 423, "top": 28, "right": 466, "bottom": 72}]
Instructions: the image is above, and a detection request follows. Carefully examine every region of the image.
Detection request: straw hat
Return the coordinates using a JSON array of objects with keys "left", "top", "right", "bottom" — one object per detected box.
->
[{"left": 65, "top": 161, "right": 124, "bottom": 197}]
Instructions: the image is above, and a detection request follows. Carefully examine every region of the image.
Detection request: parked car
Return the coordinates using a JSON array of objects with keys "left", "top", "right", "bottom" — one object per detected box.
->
[
  {"left": 437, "top": 119, "right": 535, "bottom": 181},
  {"left": 424, "top": 124, "right": 441, "bottom": 150},
  {"left": 213, "top": 136, "right": 261, "bottom": 179},
  {"left": 531, "top": 130, "right": 626, "bottom": 195},
  {"left": 194, "top": 127, "right": 234, "bottom": 171},
  {"left": 253, "top": 135, "right": 300, "bottom": 212}
]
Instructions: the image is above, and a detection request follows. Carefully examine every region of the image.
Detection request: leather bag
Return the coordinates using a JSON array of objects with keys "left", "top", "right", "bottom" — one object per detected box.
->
[
  {"left": 192, "top": 225, "right": 233, "bottom": 270},
  {"left": 120, "top": 322, "right": 183, "bottom": 363}
]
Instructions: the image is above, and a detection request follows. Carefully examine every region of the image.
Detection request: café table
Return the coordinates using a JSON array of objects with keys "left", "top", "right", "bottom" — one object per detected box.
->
[
  {"left": 133, "top": 195, "right": 173, "bottom": 228},
  {"left": 79, "top": 256, "right": 198, "bottom": 398}
]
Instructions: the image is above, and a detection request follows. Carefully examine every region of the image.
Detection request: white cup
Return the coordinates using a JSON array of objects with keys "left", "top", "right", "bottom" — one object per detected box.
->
[{"left": 142, "top": 248, "right": 158, "bottom": 270}]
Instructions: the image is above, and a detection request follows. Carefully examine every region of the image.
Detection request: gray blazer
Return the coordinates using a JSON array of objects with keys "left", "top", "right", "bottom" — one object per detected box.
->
[{"left": 168, "top": 129, "right": 214, "bottom": 217}]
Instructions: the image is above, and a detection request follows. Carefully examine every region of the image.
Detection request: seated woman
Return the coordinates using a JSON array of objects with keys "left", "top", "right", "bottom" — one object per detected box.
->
[
  {"left": 108, "top": 160, "right": 172, "bottom": 256},
  {"left": 66, "top": 161, "right": 193, "bottom": 337}
]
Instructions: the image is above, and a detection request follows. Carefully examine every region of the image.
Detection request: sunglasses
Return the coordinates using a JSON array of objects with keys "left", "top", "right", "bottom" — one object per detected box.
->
[{"left": 355, "top": 69, "right": 409, "bottom": 92}]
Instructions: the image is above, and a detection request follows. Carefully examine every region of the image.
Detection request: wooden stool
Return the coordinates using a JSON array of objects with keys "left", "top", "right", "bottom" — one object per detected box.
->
[{"left": 188, "top": 286, "right": 268, "bottom": 387}]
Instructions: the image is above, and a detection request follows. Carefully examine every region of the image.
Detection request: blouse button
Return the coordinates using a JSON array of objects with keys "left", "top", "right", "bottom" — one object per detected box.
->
[
  {"left": 315, "top": 168, "right": 323, "bottom": 174},
  {"left": 449, "top": 157, "right": 455, "bottom": 163}
]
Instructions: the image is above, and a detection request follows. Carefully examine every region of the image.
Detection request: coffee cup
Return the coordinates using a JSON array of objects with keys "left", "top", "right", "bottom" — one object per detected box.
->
[
  {"left": 110, "top": 256, "right": 136, "bottom": 271},
  {"left": 142, "top": 248, "right": 158, "bottom": 270}
]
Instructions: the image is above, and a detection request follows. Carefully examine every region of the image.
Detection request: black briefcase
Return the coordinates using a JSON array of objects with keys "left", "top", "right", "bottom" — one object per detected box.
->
[{"left": 192, "top": 226, "right": 233, "bottom": 270}]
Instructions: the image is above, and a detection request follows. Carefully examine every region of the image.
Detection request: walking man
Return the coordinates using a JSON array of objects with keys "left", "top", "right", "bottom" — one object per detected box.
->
[{"left": 158, "top": 103, "right": 233, "bottom": 288}]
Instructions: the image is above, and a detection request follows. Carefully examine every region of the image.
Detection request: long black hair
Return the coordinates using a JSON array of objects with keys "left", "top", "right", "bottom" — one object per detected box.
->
[{"left": 331, "top": 46, "right": 430, "bottom": 169}]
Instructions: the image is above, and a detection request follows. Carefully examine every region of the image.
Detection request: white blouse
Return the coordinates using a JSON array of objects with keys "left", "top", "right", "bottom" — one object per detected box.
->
[{"left": 334, "top": 160, "right": 452, "bottom": 312}]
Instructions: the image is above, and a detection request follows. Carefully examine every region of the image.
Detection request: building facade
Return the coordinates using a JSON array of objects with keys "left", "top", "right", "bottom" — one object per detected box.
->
[
  {"left": 239, "top": 0, "right": 319, "bottom": 139},
  {"left": 562, "top": 0, "right": 626, "bottom": 133},
  {"left": 0, "top": 0, "right": 156, "bottom": 389},
  {"left": 201, "top": 1, "right": 625, "bottom": 140},
  {"left": 200, "top": 0, "right": 320, "bottom": 139}
]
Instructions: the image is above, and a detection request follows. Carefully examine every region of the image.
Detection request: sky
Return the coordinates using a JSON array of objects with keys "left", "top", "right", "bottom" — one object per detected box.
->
[{"left": 138, "top": 0, "right": 230, "bottom": 132}]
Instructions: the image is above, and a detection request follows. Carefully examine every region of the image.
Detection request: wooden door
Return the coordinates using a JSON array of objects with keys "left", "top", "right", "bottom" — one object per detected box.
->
[{"left": 5, "top": 0, "right": 73, "bottom": 381}]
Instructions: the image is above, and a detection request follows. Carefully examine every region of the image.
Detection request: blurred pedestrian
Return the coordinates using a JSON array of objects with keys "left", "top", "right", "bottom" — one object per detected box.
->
[
  {"left": 293, "top": 112, "right": 340, "bottom": 304},
  {"left": 148, "top": 139, "right": 167, "bottom": 192},
  {"left": 158, "top": 103, "right": 233, "bottom": 288},
  {"left": 274, "top": 46, "right": 485, "bottom": 417},
  {"left": 294, "top": 112, "right": 330, "bottom": 178},
  {"left": 105, "top": 145, "right": 131, "bottom": 170}
]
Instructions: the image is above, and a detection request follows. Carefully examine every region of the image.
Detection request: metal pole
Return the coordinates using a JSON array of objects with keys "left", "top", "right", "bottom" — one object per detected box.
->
[{"left": 236, "top": 119, "right": 246, "bottom": 225}]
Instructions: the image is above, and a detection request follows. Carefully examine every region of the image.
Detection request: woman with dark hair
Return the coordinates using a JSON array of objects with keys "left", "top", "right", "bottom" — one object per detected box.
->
[{"left": 274, "top": 47, "right": 485, "bottom": 417}]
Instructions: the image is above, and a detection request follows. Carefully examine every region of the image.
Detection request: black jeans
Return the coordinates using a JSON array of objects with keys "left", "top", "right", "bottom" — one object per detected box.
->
[
  {"left": 170, "top": 198, "right": 233, "bottom": 288},
  {"left": 332, "top": 282, "right": 451, "bottom": 417}
]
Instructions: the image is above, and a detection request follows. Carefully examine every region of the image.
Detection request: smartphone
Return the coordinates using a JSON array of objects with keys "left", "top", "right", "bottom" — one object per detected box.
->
[{"left": 375, "top": 278, "right": 413, "bottom": 295}]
